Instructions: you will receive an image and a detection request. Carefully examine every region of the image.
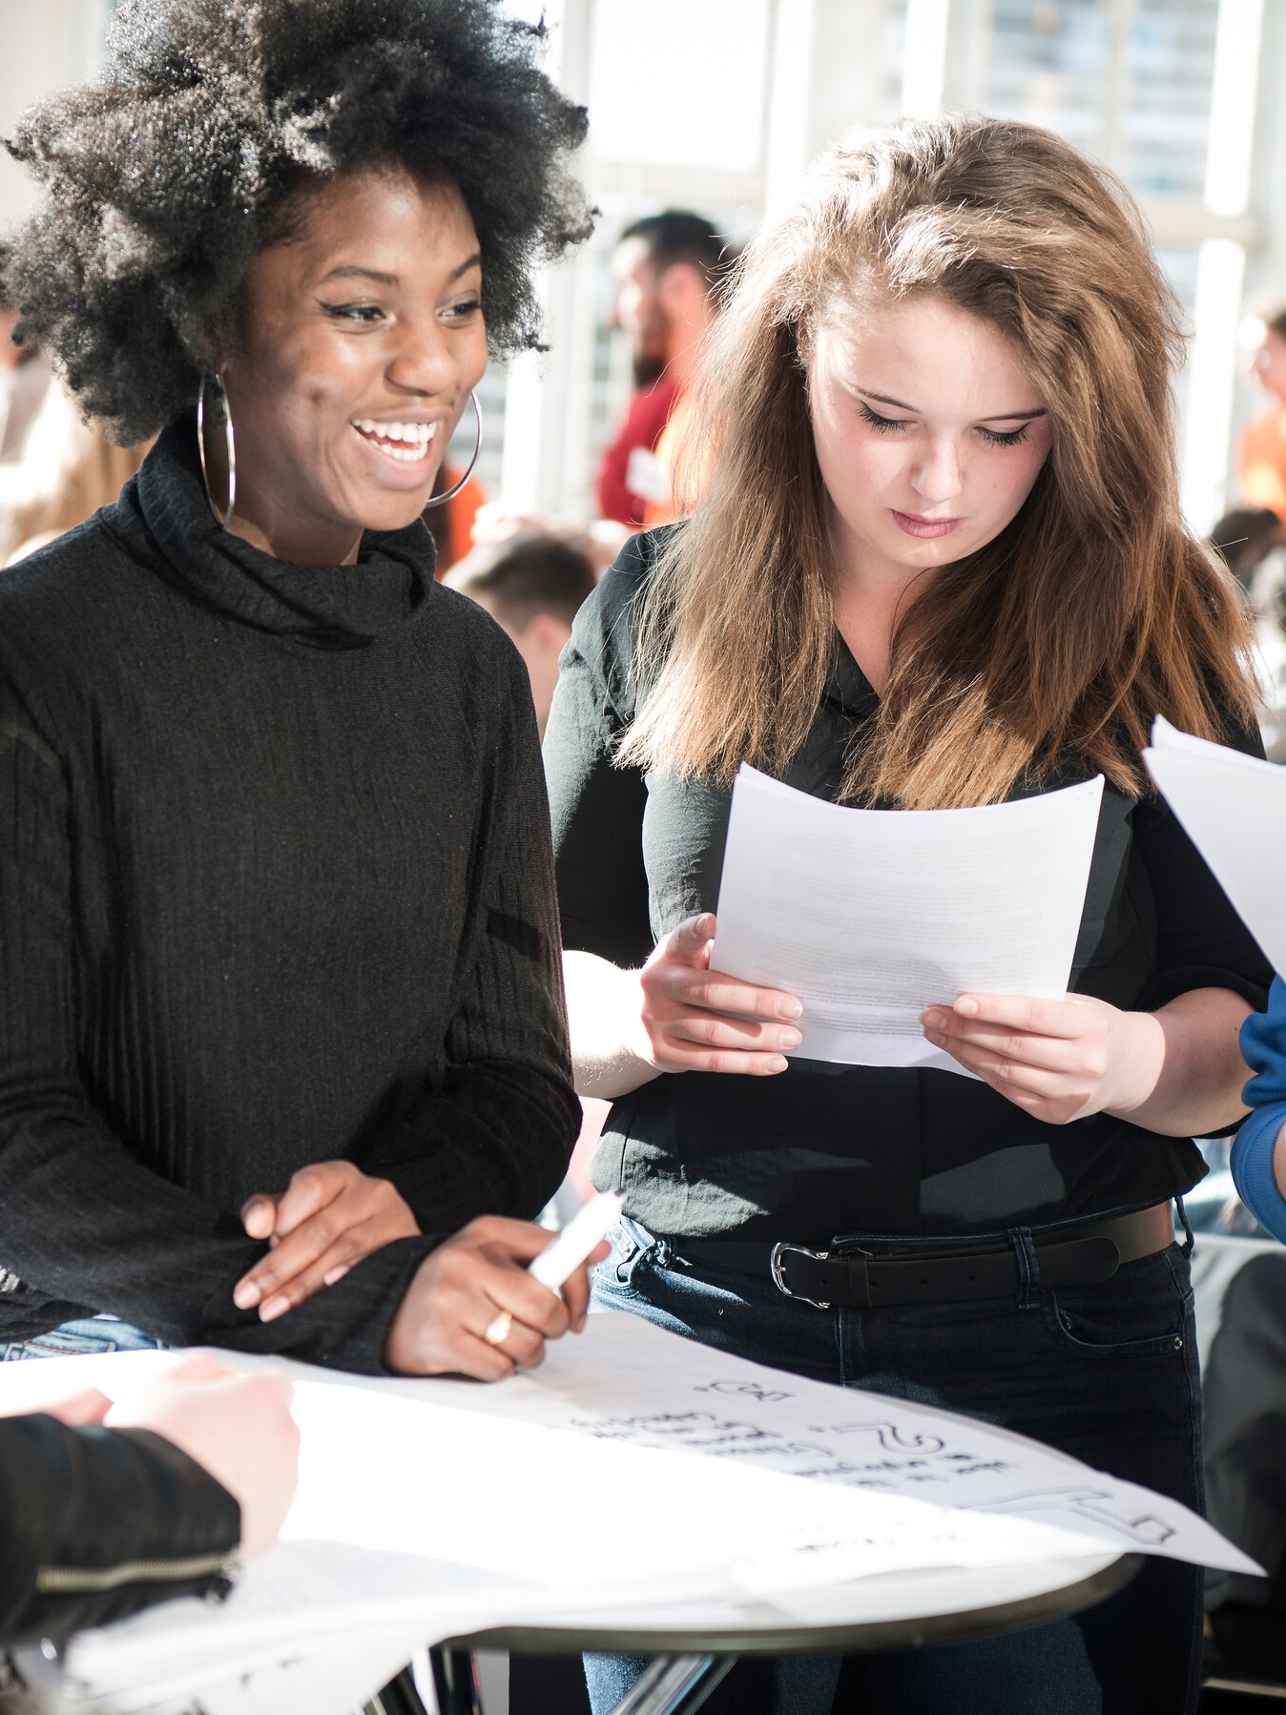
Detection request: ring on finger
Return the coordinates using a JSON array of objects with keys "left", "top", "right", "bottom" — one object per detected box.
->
[{"left": 483, "top": 1310, "right": 513, "bottom": 1346}]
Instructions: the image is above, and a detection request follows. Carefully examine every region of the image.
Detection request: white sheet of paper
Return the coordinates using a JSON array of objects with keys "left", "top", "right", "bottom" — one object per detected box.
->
[
  {"left": 1144, "top": 715, "right": 1286, "bottom": 975},
  {"left": 711, "top": 765, "right": 1105, "bottom": 1069}
]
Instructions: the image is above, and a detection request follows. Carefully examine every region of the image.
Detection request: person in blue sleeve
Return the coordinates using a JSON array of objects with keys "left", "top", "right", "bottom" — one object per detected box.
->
[{"left": 1234, "top": 978, "right": 1286, "bottom": 1241}]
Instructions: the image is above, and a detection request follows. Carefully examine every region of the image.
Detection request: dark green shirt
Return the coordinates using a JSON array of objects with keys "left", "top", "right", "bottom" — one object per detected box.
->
[{"left": 544, "top": 528, "right": 1271, "bottom": 1242}]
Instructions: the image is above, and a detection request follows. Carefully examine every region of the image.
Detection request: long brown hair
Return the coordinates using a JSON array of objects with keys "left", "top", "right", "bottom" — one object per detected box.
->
[{"left": 617, "top": 114, "right": 1256, "bottom": 808}]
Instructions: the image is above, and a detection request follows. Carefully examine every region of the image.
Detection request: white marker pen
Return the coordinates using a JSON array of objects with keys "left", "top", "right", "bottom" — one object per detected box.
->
[{"left": 529, "top": 1190, "right": 625, "bottom": 1291}]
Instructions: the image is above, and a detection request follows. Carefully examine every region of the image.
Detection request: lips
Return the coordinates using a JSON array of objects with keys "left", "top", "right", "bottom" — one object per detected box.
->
[{"left": 890, "top": 509, "right": 963, "bottom": 540}]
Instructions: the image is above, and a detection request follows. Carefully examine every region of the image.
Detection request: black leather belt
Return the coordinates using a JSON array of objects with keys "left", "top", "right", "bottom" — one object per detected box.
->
[{"left": 666, "top": 1202, "right": 1175, "bottom": 1310}]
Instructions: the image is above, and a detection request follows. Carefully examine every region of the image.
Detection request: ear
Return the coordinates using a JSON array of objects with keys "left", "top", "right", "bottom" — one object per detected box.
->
[{"left": 527, "top": 613, "right": 572, "bottom": 659}]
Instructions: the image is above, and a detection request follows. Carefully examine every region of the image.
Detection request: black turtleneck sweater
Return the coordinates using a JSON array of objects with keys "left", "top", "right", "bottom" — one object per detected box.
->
[{"left": 0, "top": 417, "right": 579, "bottom": 1374}]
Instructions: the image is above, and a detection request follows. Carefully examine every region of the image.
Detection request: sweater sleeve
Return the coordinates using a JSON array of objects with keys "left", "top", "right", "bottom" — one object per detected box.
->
[
  {"left": 363, "top": 646, "right": 580, "bottom": 1230},
  {"left": 1232, "top": 979, "right": 1286, "bottom": 1243},
  {"left": 0, "top": 675, "right": 442, "bottom": 1373},
  {"left": 0, "top": 1416, "right": 239, "bottom": 1648}
]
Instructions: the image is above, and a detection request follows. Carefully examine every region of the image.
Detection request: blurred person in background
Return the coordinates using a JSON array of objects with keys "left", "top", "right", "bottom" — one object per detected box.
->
[
  {"left": 446, "top": 528, "right": 596, "bottom": 734},
  {"left": 1239, "top": 307, "right": 1286, "bottom": 520},
  {"left": 595, "top": 209, "right": 727, "bottom": 528},
  {"left": 0, "top": 260, "right": 147, "bottom": 564},
  {"left": 1208, "top": 507, "right": 1286, "bottom": 757},
  {"left": 0, "top": 378, "right": 153, "bottom": 564},
  {"left": 0, "top": 287, "right": 51, "bottom": 466},
  {"left": 1210, "top": 505, "right": 1282, "bottom": 599}
]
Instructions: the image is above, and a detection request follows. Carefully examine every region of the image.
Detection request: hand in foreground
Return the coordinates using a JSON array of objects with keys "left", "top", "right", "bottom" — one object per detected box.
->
[
  {"left": 921, "top": 993, "right": 1164, "bottom": 1126},
  {"left": 1274, "top": 1122, "right": 1286, "bottom": 1203},
  {"left": 1, "top": 1387, "right": 113, "bottom": 1427},
  {"left": 384, "top": 1216, "right": 609, "bottom": 1381},
  {"left": 234, "top": 1160, "right": 419, "bottom": 1322},
  {"left": 105, "top": 1357, "right": 299, "bottom": 1558},
  {"left": 631, "top": 912, "right": 803, "bottom": 1077}
]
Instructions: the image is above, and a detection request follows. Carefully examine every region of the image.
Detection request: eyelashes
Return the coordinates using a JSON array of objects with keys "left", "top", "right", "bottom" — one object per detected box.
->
[
  {"left": 322, "top": 302, "right": 385, "bottom": 323},
  {"left": 857, "top": 400, "right": 1031, "bottom": 448},
  {"left": 319, "top": 298, "right": 483, "bottom": 325}
]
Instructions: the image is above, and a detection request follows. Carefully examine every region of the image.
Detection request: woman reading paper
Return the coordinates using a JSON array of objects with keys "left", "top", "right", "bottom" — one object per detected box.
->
[{"left": 544, "top": 116, "right": 1270, "bottom": 1714}]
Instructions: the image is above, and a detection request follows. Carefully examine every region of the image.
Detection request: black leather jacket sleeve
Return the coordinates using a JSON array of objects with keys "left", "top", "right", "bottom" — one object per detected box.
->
[{"left": 0, "top": 1415, "right": 241, "bottom": 1647}]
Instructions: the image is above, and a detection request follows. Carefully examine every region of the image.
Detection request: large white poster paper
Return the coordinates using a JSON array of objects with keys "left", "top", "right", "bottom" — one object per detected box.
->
[{"left": 0, "top": 1313, "right": 1259, "bottom": 1711}]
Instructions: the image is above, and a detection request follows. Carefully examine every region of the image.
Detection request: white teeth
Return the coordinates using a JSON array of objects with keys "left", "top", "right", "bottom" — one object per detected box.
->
[
  {"left": 351, "top": 418, "right": 438, "bottom": 463},
  {"left": 351, "top": 417, "right": 437, "bottom": 445}
]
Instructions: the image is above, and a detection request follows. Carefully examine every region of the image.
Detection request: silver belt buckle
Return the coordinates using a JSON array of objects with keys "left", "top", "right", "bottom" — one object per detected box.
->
[{"left": 770, "top": 1241, "right": 833, "bottom": 1310}]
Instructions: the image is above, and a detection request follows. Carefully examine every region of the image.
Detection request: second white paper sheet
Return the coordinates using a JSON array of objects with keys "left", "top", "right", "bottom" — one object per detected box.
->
[
  {"left": 1144, "top": 716, "right": 1286, "bottom": 977},
  {"left": 712, "top": 765, "right": 1104, "bottom": 1070}
]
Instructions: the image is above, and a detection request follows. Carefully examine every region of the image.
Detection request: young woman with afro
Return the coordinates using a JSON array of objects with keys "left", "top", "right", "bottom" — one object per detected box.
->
[{"left": 0, "top": 0, "right": 603, "bottom": 1380}]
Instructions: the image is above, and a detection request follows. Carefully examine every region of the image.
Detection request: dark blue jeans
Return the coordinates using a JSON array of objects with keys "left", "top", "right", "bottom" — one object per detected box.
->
[{"left": 586, "top": 1215, "right": 1203, "bottom": 1715}]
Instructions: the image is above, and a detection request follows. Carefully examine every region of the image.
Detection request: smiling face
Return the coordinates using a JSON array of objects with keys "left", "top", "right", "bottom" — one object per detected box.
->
[
  {"left": 218, "top": 166, "right": 487, "bottom": 565},
  {"left": 807, "top": 293, "right": 1054, "bottom": 593}
]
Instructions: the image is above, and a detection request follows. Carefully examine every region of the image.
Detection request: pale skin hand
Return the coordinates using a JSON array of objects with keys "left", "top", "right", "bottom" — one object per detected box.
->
[
  {"left": 105, "top": 1357, "right": 300, "bottom": 1558},
  {"left": 2, "top": 1387, "right": 113, "bottom": 1427},
  {"left": 921, "top": 986, "right": 1251, "bottom": 1134},
  {"left": 1274, "top": 1123, "right": 1286, "bottom": 1203},
  {"left": 565, "top": 913, "right": 805, "bottom": 1100},
  {"left": 383, "top": 1216, "right": 608, "bottom": 1381},
  {"left": 234, "top": 1160, "right": 420, "bottom": 1322}
]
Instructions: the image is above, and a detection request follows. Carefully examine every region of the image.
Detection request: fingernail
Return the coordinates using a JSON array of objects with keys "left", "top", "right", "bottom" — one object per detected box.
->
[
  {"left": 922, "top": 1008, "right": 943, "bottom": 1028},
  {"left": 956, "top": 997, "right": 980, "bottom": 1017},
  {"left": 769, "top": 1056, "right": 789, "bottom": 1073},
  {"left": 260, "top": 1295, "right": 289, "bottom": 1323},
  {"left": 779, "top": 999, "right": 803, "bottom": 1021},
  {"left": 234, "top": 1281, "right": 261, "bottom": 1310},
  {"left": 323, "top": 1265, "right": 349, "bottom": 1288},
  {"left": 781, "top": 1029, "right": 802, "bottom": 1049}
]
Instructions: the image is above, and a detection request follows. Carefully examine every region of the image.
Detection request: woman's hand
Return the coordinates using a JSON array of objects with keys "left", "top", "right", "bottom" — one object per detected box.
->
[
  {"left": 384, "top": 1216, "right": 609, "bottom": 1380},
  {"left": 2, "top": 1387, "right": 112, "bottom": 1427},
  {"left": 233, "top": 1161, "right": 419, "bottom": 1322},
  {"left": 921, "top": 993, "right": 1165, "bottom": 1126},
  {"left": 630, "top": 912, "right": 803, "bottom": 1077}
]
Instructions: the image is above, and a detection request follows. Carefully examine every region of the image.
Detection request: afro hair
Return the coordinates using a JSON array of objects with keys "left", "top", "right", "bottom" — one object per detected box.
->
[{"left": 2, "top": 0, "right": 593, "bottom": 443}]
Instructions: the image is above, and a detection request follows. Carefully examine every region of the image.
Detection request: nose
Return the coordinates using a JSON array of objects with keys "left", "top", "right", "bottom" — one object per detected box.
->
[
  {"left": 910, "top": 435, "right": 963, "bottom": 507},
  {"left": 385, "top": 314, "right": 458, "bottom": 398}
]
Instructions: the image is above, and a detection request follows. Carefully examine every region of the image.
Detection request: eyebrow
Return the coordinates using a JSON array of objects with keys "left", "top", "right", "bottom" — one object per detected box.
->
[
  {"left": 856, "top": 386, "right": 1048, "bottom": 423},
  {"left": 320, "top": 251, "right": 483, "bottom": 288}
]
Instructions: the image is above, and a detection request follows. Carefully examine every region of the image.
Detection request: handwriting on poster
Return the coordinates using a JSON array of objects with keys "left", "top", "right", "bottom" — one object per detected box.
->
[{"left": 572, "top": 1402, "right": 1015, "bottom": 1487}]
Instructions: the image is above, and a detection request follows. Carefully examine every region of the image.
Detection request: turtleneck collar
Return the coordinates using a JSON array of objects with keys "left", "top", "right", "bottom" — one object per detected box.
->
[{"left": 107, "top": 413, "right": 437, "bottom": 650}]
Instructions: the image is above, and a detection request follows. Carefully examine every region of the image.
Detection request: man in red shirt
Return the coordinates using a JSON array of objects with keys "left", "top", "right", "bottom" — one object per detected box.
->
[{"left": 595, "top": 210, "right": 728, "bottom": 527}]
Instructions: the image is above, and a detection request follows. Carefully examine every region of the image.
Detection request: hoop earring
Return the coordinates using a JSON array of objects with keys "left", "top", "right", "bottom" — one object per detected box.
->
[
  {"left": 196, "top": 372, "right": 237, "bottom": 528},
  {"left": 423, "top": 391, "right": 483, "bottom": 509}
]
